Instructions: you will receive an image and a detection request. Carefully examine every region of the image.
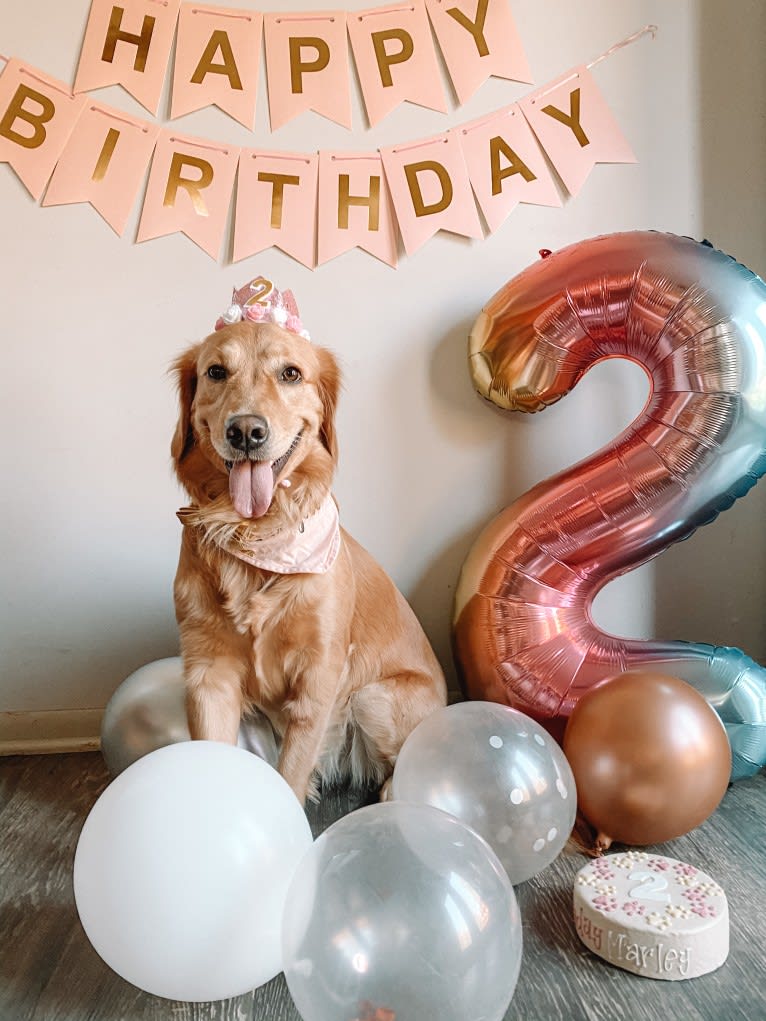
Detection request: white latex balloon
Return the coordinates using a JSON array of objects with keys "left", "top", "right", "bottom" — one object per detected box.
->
[
  {"left": 74, "top": 741, "right": 312, "bottom": 1002},
  {"left": 100, "top": 657, "right": 280, "bottom": 776},
  {"left": 283, "top": 801, "right": 522, "bottom": 1021},
  {"left": 392, "top": 702, "right": 577, "bottom": 884}
]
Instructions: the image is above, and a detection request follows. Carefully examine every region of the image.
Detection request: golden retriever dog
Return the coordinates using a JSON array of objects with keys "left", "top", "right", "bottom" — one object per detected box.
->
[{"left": 171, "top": 278, "right": 447, "bottom": 804}]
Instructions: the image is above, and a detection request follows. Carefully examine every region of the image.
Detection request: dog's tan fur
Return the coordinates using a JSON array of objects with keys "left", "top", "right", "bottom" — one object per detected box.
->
[{"left": 171, "top": 320, "right": 447, "bottom": 803}]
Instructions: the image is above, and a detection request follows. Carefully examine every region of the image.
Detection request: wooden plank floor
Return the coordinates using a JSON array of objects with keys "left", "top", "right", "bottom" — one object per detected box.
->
[{"left": 0, "top": 752, "right": 763, "bottom": 1021}]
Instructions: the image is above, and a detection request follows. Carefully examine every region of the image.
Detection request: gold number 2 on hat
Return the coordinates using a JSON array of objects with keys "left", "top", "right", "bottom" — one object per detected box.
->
[{"left": 244, "top": 277, "right": 274, "bottom": 306}]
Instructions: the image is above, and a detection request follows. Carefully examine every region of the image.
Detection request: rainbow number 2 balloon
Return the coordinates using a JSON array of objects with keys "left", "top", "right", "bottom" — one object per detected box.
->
[{"left": 454, "top": 232, "right": 766, "bottom": 780}]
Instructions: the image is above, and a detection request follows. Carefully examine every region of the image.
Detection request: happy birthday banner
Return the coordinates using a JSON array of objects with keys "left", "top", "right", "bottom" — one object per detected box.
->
[
  {"left": 0, "top": 11, "right": 654, "bottom": 267},
  {"left": 74, "top": 0, "right": 533, "bottom": 127}
]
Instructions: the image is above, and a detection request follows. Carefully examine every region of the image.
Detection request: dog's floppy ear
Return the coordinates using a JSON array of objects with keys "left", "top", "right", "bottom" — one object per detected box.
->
[
  {"left": 316, "top": 346, "right": 341, "bottom": 461},
  {"left": 170, "top": 344, "right": 200, "bottom": 466}
]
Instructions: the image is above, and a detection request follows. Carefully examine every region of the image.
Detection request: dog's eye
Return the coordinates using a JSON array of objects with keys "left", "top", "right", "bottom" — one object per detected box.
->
[
  {"left": 207, "top": 364, "right": 228, "bottom": 381},
  {"left": 281, "top": 366, "right": 302, "bottom": 383}
]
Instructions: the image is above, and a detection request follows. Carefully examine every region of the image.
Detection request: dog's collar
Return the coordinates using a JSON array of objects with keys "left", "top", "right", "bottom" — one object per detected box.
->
[{"left": 178, "top": 494, "right": 341, "bottom": 575}]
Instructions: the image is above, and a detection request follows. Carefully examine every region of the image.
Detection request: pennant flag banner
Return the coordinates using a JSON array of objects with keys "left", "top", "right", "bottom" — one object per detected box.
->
[
  {"left": 317, "top": 151, "right": 398, "bottom": 267},
  {"left": 425, "top": 0, "right": 532, "bottom": 105},
  {"left": 171, "top": 3, "right": 263, "bottom": 129},
  {"left": 74, "top": 0, "right": 182, "bottom": 116},
  {"left": 0, "top": 59, "right": 87, "bottom": 200},
  {"left": 347, "top": 0, "right": 448, "bottom": 127},
  {"left": 42, "top": 101, "right": 161, "bottom": 235},
  {"left": 0, "top": 37, "right": 641, "bottom": 267},
  {"left": 456, "top": 103, "right": 561, "bottom": 235},
  {"left": 380, "top": 132, "right": 482, "bottom": 255},
  {"left": 518, "top": 66, "right": 636, "bottom": 196},
  {"left": 72, "top": 0, "right": 535, "bottom": 131},
  {"left": 234, "top": 149, "right": 319, "bottom": 267},
  {"left": 264, "top": 10, "right": 352, "bottom": 130},
  {"left": 136, "top": 130, "right": 240, "bottom": 258}
]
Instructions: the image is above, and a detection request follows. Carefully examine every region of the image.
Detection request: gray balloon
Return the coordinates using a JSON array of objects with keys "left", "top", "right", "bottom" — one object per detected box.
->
[{"left": 100, "top": 657, "right": 280, "bottom": 776}]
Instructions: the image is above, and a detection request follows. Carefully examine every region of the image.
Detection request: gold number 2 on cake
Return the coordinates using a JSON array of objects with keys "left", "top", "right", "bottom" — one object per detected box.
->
[{"left": 627, "top": 871, "right": 671, "bottom": 903}]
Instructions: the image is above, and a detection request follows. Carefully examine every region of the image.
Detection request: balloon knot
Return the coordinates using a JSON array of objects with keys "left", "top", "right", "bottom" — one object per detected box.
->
[
  {"left": 539, "top": 248, "right": 552, "bottom": 259},
  {"left": 594, "top": 832, "right": 613, "bottom": 855}
]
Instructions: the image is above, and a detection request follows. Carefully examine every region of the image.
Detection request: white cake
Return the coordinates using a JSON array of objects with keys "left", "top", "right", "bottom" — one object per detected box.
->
[{"left": 573, "top": 852, "right": 729, "bottom": 980}]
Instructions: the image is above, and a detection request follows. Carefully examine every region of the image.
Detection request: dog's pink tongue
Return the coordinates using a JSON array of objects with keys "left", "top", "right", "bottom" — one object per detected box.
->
[{"left": 229, "top": 461, "right": 274, "bottom": 519}]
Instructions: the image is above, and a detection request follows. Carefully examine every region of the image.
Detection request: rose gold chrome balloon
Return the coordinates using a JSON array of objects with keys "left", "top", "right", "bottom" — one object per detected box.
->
[
  {"left": 453, "top": 232, "right": 766, "bottom": 779},
  {"left": 562, "top": 671, "right": 732, "bottom": 849}
]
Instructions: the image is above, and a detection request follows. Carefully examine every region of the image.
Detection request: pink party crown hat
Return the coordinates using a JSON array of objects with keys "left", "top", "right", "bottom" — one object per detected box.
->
[{"left": 214, "top": 276, "right": 310, "bottom": 340}]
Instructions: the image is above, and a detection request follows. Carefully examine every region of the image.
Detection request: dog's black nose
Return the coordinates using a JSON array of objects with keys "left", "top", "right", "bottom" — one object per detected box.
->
[{"left": 226, "top": 415, "right": 269, "bottom": 453}]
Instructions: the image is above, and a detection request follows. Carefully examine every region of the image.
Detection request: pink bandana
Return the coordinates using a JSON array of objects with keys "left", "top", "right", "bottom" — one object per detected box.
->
[{"left": 221, "top": 495, "right": 340, "bottom": 575}]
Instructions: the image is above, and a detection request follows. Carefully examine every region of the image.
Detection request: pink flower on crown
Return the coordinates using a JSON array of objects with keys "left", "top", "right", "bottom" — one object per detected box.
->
[
  {"left": 244, "top": 304, "right": 269, "bottom": 323},
  {"left": 286, "top": 314, "right": 306, "bottom": 335}
]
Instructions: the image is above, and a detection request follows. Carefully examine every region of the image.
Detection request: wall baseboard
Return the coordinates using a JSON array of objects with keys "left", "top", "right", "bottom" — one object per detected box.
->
[
  {"left": 0, "top": 708, "right": 102, "bottom": 756},
  {"left": 0, "top": 692, "right": 463, "bottom": 756}
]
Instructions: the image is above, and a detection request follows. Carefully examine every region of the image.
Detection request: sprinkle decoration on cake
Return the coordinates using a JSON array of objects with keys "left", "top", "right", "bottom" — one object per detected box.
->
[{"left": 573, "top": 852, "right": 729, "bottom": 980}]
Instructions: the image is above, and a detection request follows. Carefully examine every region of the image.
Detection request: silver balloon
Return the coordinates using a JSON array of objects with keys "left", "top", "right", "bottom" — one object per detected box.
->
[
  {"left": 100, "top": 657, "right": 280, "bottom": 776},
  {"left": 392, "top": 702, "right": 577, "bottom": 884},
  {"left": 282, "top": 801, "right": 522, "bottom": 1021}
]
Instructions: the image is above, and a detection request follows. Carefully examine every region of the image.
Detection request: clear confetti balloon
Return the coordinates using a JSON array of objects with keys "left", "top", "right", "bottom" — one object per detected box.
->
[
  {"left": 282, "top": 801, "right": 522, "bottom": 1021},
  {"left": 100, "top": 657, "right": 280, "bottom": 775},
  {"left": 392, "top": 702, "right": 576, "bottom": 884}
]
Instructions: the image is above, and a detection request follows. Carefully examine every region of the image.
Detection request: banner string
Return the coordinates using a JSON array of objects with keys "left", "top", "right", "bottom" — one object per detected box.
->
[
  {"left": 275, "top": 15, "right": 337, "bottom": 23},
  {"left": 466, "top": 24, "right": 657, "bottom": 125},
  {"left": 392, "top": 135, "right": 449, "bottom": 155},
  {"left": 588, "top": 23, "right": 658, "bottom": 69},
  {"left": 0, "top": 55, "right": 75, "bottom": 96},
  {"left": 191, "top": 7, "right": 255, "bottom": 20},
  {"left": 357, "top": 5, "right": 416, "bottom": 19},
  {"left": 461, "top": 107, "right": 520, "bottom": 137},
  {"left": 91, "top": 104, "right": 151, "bottom": 133},
  {"left": 531, "top": 23, "right": 657, "bottom": 103},
  {"left": 249, "top": 151, "right": 313, "bottom": 163},
  {"left": 169, "top": 136, "right": 231, "bottom": 155},
  {"left": 329, "top": 154, "right": 384, "bottom": 161},
  {"left": 21, "top": 65, "right": 74, "bottom": 98}
]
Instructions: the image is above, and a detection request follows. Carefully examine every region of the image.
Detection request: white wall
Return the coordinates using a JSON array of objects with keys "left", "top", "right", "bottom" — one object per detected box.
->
[{"left": 2, "top": 0, "right": 766, "bottom": 714}]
